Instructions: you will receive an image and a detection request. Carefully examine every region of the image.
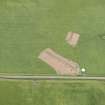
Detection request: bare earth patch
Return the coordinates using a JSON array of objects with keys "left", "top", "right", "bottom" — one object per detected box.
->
[
  {"left": 66, "top": 32, "right": 80, "bottom": 47},
  {"left": 38, "top": 48, "right": 80, "bottom": 76}
]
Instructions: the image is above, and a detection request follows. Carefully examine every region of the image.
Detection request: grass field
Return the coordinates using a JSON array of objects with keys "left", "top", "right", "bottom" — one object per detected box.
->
[
  {"left": 1, "top": 1, "right": 105, "bottom": 105},
  {"left": 0, "top": 0, "right": 105, "bottom": 75},
  {"left": 0, "top": 80, "right": 105, "bottom": 105}
]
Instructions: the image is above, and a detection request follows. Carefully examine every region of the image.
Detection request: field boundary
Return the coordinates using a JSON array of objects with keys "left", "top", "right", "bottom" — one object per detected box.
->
[{"left": 0, "top": 74, "right": 105, "bottom": 81}]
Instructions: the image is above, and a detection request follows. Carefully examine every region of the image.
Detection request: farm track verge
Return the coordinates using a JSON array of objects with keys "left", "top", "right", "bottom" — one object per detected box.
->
[{"left": 0, "top": 74, "right": 105, "bottom": 81}]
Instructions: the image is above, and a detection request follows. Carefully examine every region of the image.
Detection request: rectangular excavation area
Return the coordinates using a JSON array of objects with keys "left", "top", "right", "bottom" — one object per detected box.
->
[
  {"left": 38, "top": 48, "right": 80, "bottom": 76},
  {"left": 66, "top": 32, "right": 80, "bottom": 47}
]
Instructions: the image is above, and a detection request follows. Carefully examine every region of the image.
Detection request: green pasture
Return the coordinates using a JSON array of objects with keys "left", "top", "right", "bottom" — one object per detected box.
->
[
  {"left": 0, "top": 0, "right": 105, "bottom": 75},
  {"left": 0, "top": 80, "right": 105, "bottom": 105}
]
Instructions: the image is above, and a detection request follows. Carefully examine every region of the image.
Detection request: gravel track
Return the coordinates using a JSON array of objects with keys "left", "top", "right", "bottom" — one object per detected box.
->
[{"left": 0, "top": 75, "right": 105, "bottom": 81}]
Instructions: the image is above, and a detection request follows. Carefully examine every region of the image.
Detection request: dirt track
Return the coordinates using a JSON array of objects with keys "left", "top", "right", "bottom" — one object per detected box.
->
[{"left": 0, "top": 75, "right": 105, "bottom": 81}]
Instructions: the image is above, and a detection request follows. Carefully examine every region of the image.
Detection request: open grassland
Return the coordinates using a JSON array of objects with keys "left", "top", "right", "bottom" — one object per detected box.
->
[
  {"left": 0, "top": 0, "right": 105, "bottom": 75},
  {"left": 0, "top": 80, "right": 105, "bottom": 105},
  {"left": 0, "top": 80, "right": 33, "bottom": 105}
]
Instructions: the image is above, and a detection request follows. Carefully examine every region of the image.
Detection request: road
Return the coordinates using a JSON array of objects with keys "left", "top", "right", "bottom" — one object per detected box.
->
[{"left": 0, "top": 75, "right": 105, "bottom": 81}]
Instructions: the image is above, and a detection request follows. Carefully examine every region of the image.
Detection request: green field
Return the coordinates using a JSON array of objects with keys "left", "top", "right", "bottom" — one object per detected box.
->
[
  {"left": 0, "top": 80, "right": 105, "bottom": 105},
  {"left": 0, "top": 0, "right": 105, "bottom": 75},
  {"left": 0, "top": 1, "right": 105, "bottom": 105}
]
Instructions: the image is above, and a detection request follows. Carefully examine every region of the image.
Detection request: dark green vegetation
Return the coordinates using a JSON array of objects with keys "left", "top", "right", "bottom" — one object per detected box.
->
[
  {"left": 0, "top": 0, "right": 105, "bottom": 75},
  {"left": 0, "top": 80, "right": 105, "bottom": 105}
]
